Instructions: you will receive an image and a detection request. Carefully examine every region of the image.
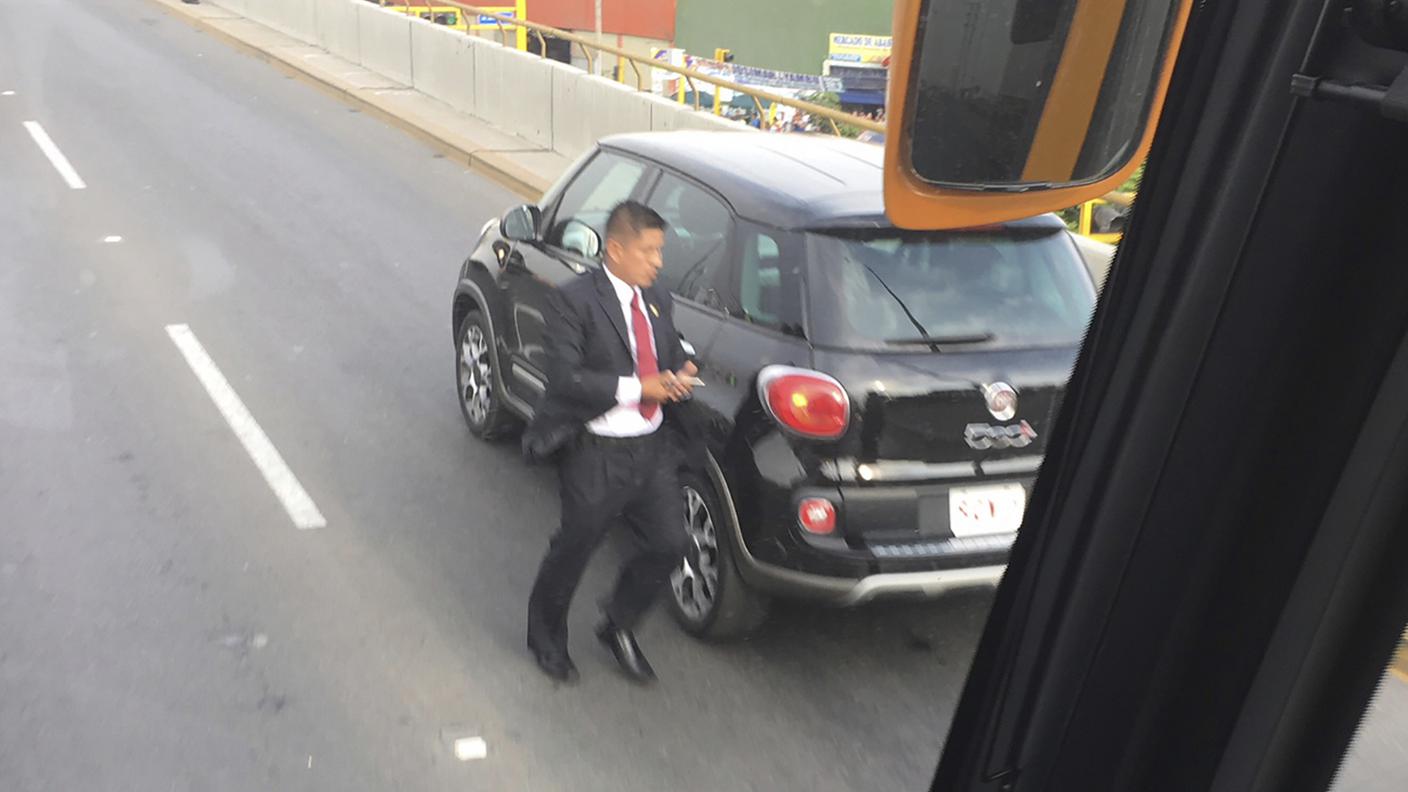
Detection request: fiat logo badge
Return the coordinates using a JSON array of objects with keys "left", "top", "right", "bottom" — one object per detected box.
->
[{"left": 983, "top": 382, "right": 1018, "bottom": 421}]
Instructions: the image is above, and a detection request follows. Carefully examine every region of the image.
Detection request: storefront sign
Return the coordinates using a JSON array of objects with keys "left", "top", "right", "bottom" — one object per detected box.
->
[
  {"left": 828, "top": 33, "right": 893, "bottom": 65},
  {"left": 471, "top": 6, "right": 517, "bottom": 30}
]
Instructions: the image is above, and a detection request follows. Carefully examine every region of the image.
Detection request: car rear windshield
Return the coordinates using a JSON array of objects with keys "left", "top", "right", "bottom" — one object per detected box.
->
[{"left": 805, "top": 226, "right": 1096, "bottom": 351}]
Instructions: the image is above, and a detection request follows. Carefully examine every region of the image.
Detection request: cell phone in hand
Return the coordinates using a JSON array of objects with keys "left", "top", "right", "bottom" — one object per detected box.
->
[{"left": 682, "top": 376, "right": 705, "bottom": 387}]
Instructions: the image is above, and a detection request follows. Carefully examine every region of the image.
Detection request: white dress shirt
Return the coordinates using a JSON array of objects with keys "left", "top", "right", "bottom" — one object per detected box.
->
[{"left": 586, "top": 267, "right": 664, "bottom": 437}]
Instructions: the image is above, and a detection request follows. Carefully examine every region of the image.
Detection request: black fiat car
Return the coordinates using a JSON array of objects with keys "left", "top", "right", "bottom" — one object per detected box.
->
[{"left": 451, "top": 132, "right": 1096, "bottom": 638}]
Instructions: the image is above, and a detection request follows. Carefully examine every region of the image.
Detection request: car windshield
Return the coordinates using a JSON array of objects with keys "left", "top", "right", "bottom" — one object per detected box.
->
[{"left": 805, "top": 227, "right": 1097, "bottom": 351}]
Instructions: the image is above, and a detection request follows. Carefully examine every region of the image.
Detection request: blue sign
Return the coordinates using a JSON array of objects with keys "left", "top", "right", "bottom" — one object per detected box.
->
[{"left": 687, "top": 56, "right": 843, "bottom": 93}]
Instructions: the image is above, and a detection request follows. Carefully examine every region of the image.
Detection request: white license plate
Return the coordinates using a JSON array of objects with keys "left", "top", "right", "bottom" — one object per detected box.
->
[{"left": 948, "top": 483, "right": 1027, "bottom": 537}]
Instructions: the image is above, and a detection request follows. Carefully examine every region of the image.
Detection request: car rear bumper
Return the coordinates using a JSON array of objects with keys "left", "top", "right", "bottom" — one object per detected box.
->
[
  {"left": 709, "top": 454, "right": 1011, "bottom": 605},
  {"left": 737, "top": 555, "right": 1007, "bottom": 605}
]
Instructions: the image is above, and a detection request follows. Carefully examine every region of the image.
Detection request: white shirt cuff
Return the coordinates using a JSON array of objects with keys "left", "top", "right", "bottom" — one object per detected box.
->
[{"left": 616, "top": 376, "right": 642, "bottom": 406}]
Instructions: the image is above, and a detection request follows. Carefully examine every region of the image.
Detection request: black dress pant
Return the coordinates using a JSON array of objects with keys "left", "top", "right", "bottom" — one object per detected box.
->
[{"left": 527, "top": 430, "right": 686, "bottom": 654}]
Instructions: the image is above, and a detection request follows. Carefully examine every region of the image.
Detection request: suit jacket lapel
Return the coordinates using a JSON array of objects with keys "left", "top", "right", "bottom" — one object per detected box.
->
[
  {"left": 592, "top": 267, "right": 631, "bottom": 355},
  {"left": 645, "top": 288, "right": 673, "bottom": 370}
]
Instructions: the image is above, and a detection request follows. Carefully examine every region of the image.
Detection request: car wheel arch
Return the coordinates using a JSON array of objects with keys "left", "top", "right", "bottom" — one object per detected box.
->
[
  {"left": 453, "top": 263, "right": 500, "bottom": 340},
  {"left": 702, "top": 450, "right": 766, "bottom": 579},
  {"left": 454, "top": 273, "right": 511, "bottom": 392}
]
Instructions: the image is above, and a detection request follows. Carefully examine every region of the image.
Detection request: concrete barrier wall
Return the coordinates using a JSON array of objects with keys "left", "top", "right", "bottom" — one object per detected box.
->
[
  {"left": 237, "top": 0, "right": 277, "bottom": 30},
  {"left": 223, "top": 0, "right": 754, "bottom": 156},
  {"left": 552, "top": 73, "right": 658, "bottom": 160},
  {"left": 1071, "top": 234, "right": 1116, "bottom": 290},
  {"left": 410, "top": 18, "right": 476, "bottom": 117},
  {"left": 241, "top": 0, "right": 316, "bottom": 45},
  {"left": 314, "top": 0, "right": 359, "bottom": 63},
  {"left": 474, "top": 40, "right": 555, "bottom": 149},
  {"left": 356, "top": 3, "right": 414, "bottom": 86},
  {"left": 650, "top": 101, "right": 748, "bottom": 133},
  {"left": 207, "top": 0, "right": 249, "bottom": 16},
  {"left": 231, "top": 0, "right": 311, "bottom": 43},
  {"left": 276, "top": 0, "right": 319, "bottom": 45}
]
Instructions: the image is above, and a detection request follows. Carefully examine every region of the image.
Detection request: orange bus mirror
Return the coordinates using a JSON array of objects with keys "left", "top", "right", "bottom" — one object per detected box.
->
[{"left": 885, "top": 0, "right": 1193, "bottom": 229}]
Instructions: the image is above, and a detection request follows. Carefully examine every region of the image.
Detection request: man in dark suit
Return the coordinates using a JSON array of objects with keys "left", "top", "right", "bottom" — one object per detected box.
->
[{"left": 523, "top": 200, "right": 699, "bottom": 685}]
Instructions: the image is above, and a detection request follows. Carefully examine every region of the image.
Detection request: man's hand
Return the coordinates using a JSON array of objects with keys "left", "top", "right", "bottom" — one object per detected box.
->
[{"left": 641, "top": 361, "right": 700, "bottom": 404}]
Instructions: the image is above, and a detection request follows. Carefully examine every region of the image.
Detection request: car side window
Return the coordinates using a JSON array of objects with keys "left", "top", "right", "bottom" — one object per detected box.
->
[
  {"left": 645, "top": 173, "right": 732, "bottom": 304},
  {"left": 547, "top": 151, "right": 647, "bottom": 258},
  {"left": 736, "top": 223, "right": 805, "bottom": 337}
]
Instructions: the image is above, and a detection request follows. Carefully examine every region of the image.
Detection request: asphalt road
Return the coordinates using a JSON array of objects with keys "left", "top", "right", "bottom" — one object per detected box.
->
[{"left": 0, "top": 2, "right": 998, "bottom": 790}]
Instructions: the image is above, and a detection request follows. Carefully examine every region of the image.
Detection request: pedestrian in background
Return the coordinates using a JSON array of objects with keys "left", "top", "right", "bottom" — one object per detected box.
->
[{"left": 523, "top": 201, "right": 699, "bottom": 686}]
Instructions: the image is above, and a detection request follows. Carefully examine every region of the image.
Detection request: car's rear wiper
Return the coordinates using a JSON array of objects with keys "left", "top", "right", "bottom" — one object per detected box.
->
[{"left": 886, "top": 332, "right": 995, "bottom": 347}]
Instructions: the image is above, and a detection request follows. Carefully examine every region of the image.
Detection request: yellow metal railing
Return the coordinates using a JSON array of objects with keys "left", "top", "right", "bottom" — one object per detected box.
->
[
  {"left": 432, "top": 2, "right": 886, "bottom": 136},
  {"left": 1076, "top": 191, "right": 1135, "bottom": 244},
  {"left": 372, "top": 1, "right": 529, "bottom": 45},
  {"left": 374, "top": 4, "right": 469, "bottom": 32},
  {"left": 1077, "top": 199, "right": 1121, "bottom": 244}
]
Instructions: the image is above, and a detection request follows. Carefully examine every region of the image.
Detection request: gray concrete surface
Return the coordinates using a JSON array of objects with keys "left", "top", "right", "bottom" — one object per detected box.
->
[
  {"left": 1333, "top": 663, "right": 1408, "bottom": 792},
  {"left": 196, "top": 0, "right": 743, "bottom": 188},
  {"left": 0, "top": 1, "right": 994, "bottom": 790},
  {"left": 1071, "top": 233, "right": 1116, "bottom": 291}
]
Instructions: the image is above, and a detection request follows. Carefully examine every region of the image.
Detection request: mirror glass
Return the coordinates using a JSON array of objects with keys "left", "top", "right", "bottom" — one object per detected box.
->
[
  {"left": 560, "top": 219, "right": 601, "bottom": 260},
  {"left": 501, "top": 205, "right": 538, "bottom": 242},
  {"left": 906, "top": 0, "right": 1180, "bottom": 189}
]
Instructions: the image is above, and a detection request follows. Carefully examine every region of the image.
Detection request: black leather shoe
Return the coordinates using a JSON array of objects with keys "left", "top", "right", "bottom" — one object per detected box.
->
[
  {"left": 596, "top": 619, "right": 656, "bottom": 683},
  {"left": 528, "top": 642, "right": 579, "bottom": 684}
]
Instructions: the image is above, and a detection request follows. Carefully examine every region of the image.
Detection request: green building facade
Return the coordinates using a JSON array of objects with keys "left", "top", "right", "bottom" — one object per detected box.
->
[{"left": 675, "top": 0, "right": 894, "bottom": 76}]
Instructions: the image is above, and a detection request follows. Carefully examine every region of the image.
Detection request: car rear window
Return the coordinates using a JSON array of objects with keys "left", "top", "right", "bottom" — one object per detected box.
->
[{"left": 805, "top": 226, "right": 1096, "bottom": 351}]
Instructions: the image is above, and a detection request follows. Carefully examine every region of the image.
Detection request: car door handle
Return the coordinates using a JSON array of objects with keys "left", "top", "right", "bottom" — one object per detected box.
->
[{"left": 680, "top": 337, "right": 697, "bottom": 357}]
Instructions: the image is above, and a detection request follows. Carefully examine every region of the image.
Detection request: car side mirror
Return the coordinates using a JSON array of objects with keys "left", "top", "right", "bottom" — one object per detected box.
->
[
  {"left": 500, "top": 204, "right": 540, "bottom": 243},
  {"left": 560, "top": 219, "right": 602, "bottom": 260}
]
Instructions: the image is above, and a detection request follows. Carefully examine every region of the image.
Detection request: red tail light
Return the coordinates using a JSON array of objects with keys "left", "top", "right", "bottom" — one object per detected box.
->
[
  {"left": 797, "top": 498, "right": 837, "bottom": 534},
  {"left": 758, "top": 366, "right": 850, "bottom": 440}
]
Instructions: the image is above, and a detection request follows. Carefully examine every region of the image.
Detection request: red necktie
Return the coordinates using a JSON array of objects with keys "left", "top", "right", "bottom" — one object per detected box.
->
[{"left": 630, "top": 292, "right": 659, "bottom": 421}]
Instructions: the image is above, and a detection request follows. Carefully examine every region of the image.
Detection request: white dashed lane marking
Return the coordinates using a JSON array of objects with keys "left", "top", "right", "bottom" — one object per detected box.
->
[
  {"left": 165, "top": 324, "right": 327, "bottom": 530},
  {"left": 23, "top": 121, "right": 87, "bottom": 190}
]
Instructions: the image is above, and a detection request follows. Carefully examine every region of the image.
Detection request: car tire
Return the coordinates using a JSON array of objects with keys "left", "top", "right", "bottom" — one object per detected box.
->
[
  {"left": 669, "top": 470, "right": 772, "bottom": 640},
  {"left": 456, "top": 309, "right": 516, "bottom": 440}
]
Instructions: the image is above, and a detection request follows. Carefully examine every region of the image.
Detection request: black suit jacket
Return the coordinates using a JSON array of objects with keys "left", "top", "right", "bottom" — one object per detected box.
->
[{"left": 522, "top": 267, "right": 698, "bottom": 464}]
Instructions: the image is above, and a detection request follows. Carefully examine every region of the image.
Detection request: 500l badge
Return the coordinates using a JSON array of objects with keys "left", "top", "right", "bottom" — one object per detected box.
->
[{"left": 965, "top": 421, "right": 1038, "bottom": 450}]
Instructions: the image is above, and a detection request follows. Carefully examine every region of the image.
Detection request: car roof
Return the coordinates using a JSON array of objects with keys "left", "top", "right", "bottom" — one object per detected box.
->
[{"left": 599, "top": 131, "right": 1068, "bottom": 233}]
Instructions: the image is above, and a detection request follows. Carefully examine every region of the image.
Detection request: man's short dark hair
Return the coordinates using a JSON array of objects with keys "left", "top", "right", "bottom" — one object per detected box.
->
[{"left": 605, "top": 200, "right": 667, "bottom": 244}]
